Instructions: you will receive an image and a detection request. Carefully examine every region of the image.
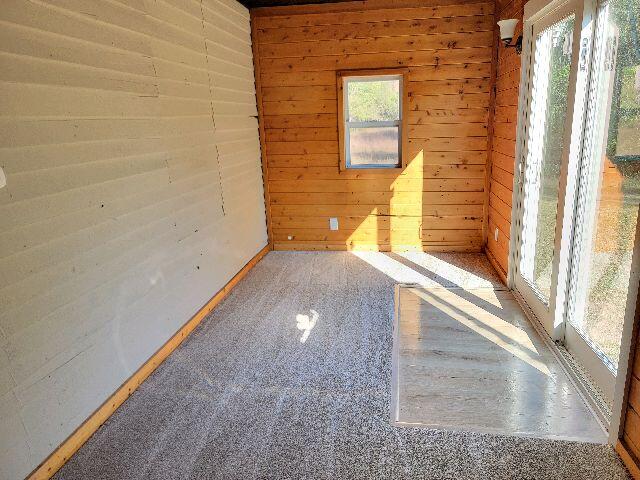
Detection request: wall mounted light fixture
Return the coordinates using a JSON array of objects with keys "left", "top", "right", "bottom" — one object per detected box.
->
[{"left": 498, "top": 19, "right": 523, "bottom": 54}]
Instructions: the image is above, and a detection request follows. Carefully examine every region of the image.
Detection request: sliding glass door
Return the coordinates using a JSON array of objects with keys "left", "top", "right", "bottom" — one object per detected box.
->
[
  {"left": 513, "top": 0, "right": 640, "bottom": 409},
  {"left": 513, "top": 1, "right": 581, "bottom": 335},
  {"left": 564, "top": 0, "right": 640, "bottom": 402}
]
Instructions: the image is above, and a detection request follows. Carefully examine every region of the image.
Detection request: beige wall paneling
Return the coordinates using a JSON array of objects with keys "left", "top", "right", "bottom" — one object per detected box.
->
[{"left": 0, "top": 0, "right": 267, "bottom": 478}]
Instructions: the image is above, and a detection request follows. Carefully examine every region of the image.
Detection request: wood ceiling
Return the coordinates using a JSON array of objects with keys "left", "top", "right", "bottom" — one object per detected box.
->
[{"left": 238, "top": 0, "right": 354, "bottom": 8}]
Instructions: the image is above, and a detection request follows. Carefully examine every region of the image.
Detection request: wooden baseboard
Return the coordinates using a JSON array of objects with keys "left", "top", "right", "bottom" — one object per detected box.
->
[
  {"left": 617, "top": 440, "right": 640, "bottom": 479},
  {"left": 484, "top": 246, "right": 508, "bottom": 286},
  {"left": 27, "top": 245, "right": 270, "bottom": 480},
  {"left": 273, "top": 242, "right": 483, "bottom": 253}
]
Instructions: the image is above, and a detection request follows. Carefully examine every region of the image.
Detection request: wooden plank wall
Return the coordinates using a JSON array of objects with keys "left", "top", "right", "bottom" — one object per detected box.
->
[
  {"left": 618, "top": 286, "right": 640, "bottom": 478},
  {"left": 0, "top": 1, "right": 267, "bottom": 478},
  {"left": 621, "top": 339, "right": 640, "bottom": 475},
  {"left": 251, "top": 0, "right": 496, "bottom": 252},
  {"left": 485, "top": 0, "right": 523, "bottom": 279}
]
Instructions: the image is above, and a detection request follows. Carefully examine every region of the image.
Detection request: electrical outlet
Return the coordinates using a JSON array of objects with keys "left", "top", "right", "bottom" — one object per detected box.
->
[
  {"left": 0, "top": 166, "right": 5, "bottom": 189},
  {"left": 494, "top": 228, "right": 499, "bottom": 242},
  {"left": 287, "top": 235, "right": 293, "bottom": 240},
  {"left": 329, "top": 217, "right": 339, "bottom": 231}
]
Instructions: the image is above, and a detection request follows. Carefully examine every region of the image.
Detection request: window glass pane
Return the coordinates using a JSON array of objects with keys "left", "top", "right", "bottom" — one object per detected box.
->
[
  {"left": 347, "top": 79, "right": 400, "bottom": 122},
  {"left": 349, "top": 126, "right": 399, "bottom": 166},
  {"left": 567, "top": 0, "right": 640, "bottom": 367},
  {"left": 519, "top": 15, "right": 575, "bottom": 301}
]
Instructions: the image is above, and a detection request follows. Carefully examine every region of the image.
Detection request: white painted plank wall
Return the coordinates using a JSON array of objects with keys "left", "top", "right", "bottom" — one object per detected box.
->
[{"left": 0, "top": 0, "right": 267, "bottom": 477}]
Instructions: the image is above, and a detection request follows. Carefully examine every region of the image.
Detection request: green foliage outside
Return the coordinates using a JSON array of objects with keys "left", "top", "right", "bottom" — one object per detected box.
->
[
  {"left": 525, "top": 1, "right": 640, "bottom": 365},
  {"left": 531, "top": 17, "right": 574, "bottom": 295},
  {"left": 585, "top": 0, "right": 640, "bottom": 365},
  {"left": 347, "top": 80, "right": 399, "bottom": 122},
  {"left": 606, "top": 0, "right": 640, "bottom": 160}
]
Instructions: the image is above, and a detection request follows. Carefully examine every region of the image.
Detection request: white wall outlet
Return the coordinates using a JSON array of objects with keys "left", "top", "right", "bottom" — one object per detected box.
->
[
  {"left": 494, "top": 227, "right": 499, "bottom": 242},
  {"left": 287, "top": 235, "right": 293, "bottom": 240},
  {"left": 329, "top": 217, "right": 339, "bottom": 231},
  {"left": 0, "top": 166, "right": 6, "bottom": 189}
]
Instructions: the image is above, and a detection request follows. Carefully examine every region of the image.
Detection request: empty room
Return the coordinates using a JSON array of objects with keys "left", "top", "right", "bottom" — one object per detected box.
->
[{"left": 1, "top": 0, "right": 640, "bottom": 478}]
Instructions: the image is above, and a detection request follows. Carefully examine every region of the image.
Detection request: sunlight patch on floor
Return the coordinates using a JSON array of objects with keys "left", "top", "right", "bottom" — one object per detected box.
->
[
  {"left": 351, "top": 251, "right": 500, "bottom": 289},
  {"left": 296, "top": 309, "right": 318, "bottom": 344},
  {"left": 393, "top": 285, "right": 607, "bottom": 443},
  {"left": 413, "top": 288, "right": 550, "bottom": 376}
]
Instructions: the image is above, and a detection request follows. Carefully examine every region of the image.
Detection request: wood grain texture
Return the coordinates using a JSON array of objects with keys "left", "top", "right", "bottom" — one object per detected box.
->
[
  {"left": 251, "top": 0, "right": 490, "bottom": 16},
  {"left": 484, "top": 0, "right": 523, "bottom": 277},
  {"left": 620, "top": 316, "right": 640, "bottom": 476},
  {"left": 617, "top": 439, "right": 640, "bottom": 480},
  {"left": 251, "top": 0, "right": 494, "bottom": 251}
]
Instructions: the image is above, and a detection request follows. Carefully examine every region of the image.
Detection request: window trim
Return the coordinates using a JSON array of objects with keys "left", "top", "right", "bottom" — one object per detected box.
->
[{"left": 337, "top": 68, "right": 409, "bottom": 172}]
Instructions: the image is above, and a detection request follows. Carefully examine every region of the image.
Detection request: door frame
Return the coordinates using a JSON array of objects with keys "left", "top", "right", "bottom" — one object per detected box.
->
[
  {"left": 509, "top": 0, "right": 588, "bottom": 340},
  {"left": 508, "top": 0, "right": 640, "bottom": 443},
  {"left": 560, "top": 0, "right": 614, "bottom": 403}
]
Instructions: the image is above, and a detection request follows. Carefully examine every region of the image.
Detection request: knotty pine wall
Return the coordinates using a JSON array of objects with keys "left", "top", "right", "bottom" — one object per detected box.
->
[
  {"left": 252, "top": 0, "right": 495, "bottom": 252},
  {"left": 620, "top": 333, "right": 640, "bottom": 474},
  {"left": 485, "top": 0, "right": 523, "bottom": 279},
  {"left": 0, "top": 1, "right": 266, "bottom": 478},
  {"left": 618, "top": 281, "right": 640, "bottom": 475}
]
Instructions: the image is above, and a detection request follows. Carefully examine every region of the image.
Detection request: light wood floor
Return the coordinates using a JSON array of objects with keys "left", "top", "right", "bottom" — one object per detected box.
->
[{"left": 392, "top": 285, "right": 608, "bottom": 443}]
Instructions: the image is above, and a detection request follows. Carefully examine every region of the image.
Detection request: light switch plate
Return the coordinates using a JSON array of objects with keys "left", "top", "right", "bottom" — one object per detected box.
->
[
  {"left": 494, "top": 228, "right": 499, "bottom": 242},
  {"left": 329, "top": 217, "right": 339, "bottom": 231},
  {"left": 0, "top": 167, "right": 5, "bottom": 189}
]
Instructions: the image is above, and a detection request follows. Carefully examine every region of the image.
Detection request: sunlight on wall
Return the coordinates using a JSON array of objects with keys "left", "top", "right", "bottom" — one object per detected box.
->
[
  {"left": 346, "top": 208, "right": 379, "bottom": 249},
  {"left": 344, "top": 148, "right": 425, "bottom": 251},
  {"left": 390, "top": 149, "right": 424, "bottom": 250}
]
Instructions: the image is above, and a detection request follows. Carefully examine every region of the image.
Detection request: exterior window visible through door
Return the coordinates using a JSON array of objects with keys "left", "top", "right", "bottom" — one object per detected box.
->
[
  {"left": 337, "top": 69, "right": 408, "bottom": 170},
  {"left": 512, "top": 0, "right": 640, "bottom": 409}
]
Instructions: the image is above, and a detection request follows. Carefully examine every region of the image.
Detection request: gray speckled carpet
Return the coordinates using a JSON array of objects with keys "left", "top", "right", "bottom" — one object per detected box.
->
[{"left": 55, "top": 251, "right": 630, "bottom": 480}]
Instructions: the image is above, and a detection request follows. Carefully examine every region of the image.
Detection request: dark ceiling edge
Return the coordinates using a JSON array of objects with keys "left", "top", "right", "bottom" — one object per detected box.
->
[{"left": 243, "top": 0, "right": 490, "bottom": 14}]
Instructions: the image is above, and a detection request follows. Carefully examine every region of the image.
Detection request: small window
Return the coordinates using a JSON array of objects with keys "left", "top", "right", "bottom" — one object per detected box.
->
[{"left": 338, "top": 69, "right": 408, "bottom": 170}]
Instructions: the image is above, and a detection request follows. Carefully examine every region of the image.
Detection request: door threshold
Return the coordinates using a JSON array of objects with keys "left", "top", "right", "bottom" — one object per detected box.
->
[{"left": 511, "top": 289, "right": 611, "bottom": 435}]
